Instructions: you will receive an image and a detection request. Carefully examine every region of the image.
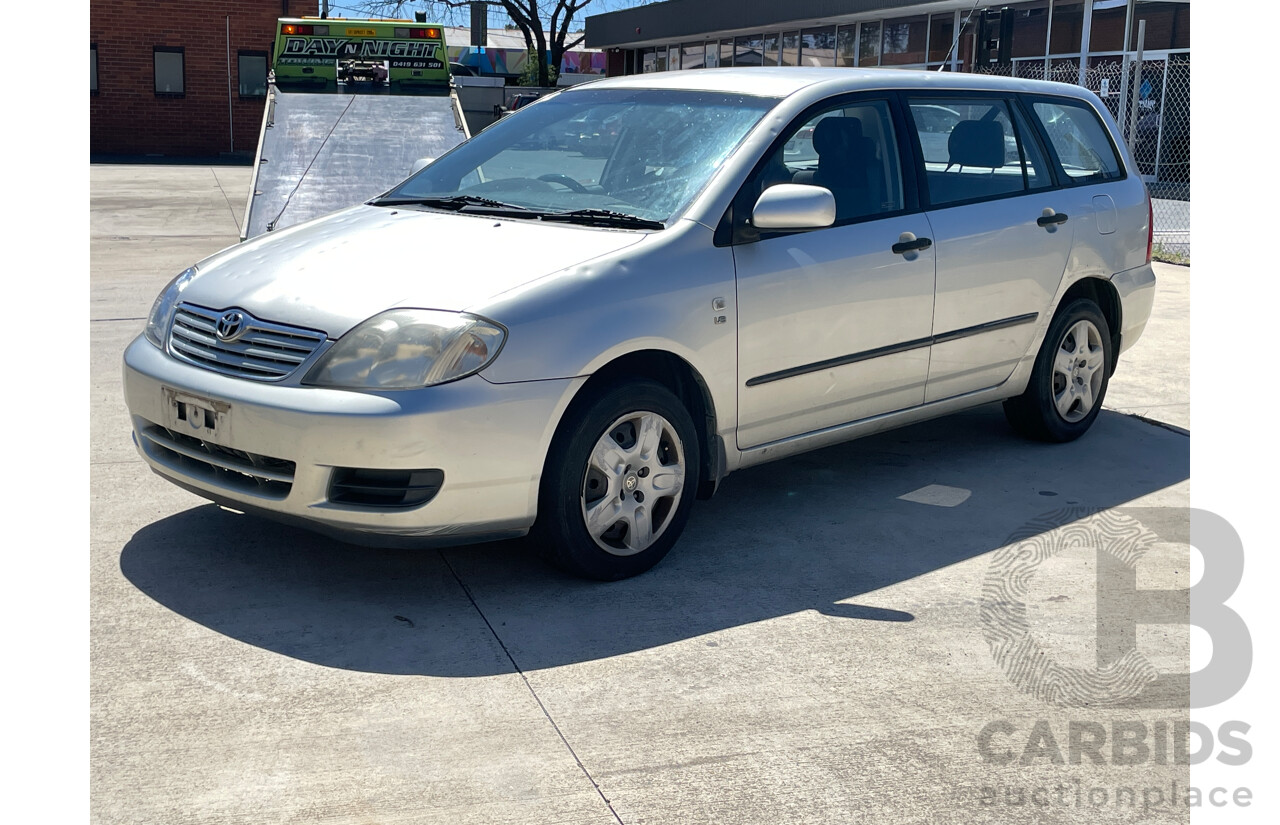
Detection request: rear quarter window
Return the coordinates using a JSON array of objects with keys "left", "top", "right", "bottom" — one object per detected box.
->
[{"left": 1031, "top": 99, "right": 1124, "bottom": 185}]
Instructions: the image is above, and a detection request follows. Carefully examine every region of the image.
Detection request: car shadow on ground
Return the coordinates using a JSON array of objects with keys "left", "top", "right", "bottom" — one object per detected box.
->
[{"left": 120, "top": 404, "right": 1189, "bottom": 677}]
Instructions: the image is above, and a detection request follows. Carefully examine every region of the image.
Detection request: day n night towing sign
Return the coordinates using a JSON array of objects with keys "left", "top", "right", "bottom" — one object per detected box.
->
[{"left": 272, "top": 19, "right": 450, "bottom": 90}]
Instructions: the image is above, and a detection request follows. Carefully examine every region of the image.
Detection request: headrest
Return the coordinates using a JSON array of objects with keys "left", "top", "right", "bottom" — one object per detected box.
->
[
  {"left": 812, "top": 116, "right": 865, "bottom": 155},
  {"left": 948, "top": 120, "right": 1006, "bottom": 168}
]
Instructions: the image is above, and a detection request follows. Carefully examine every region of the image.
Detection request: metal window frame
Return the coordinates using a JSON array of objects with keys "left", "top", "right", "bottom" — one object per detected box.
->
[
  {"left": 237, "top": 50, "right": 269, "bottom": 99},
  {"left": 153, "top": 45, "right": 186, "bottom": 97}
]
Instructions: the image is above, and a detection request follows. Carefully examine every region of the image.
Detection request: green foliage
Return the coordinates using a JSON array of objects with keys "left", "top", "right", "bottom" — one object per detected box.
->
[
  {"left": 519, "top": 53, "right": 558, "bottom": 87},
  {"left": 1151, "top": 243, "right": 1190, "bottom": 265}
]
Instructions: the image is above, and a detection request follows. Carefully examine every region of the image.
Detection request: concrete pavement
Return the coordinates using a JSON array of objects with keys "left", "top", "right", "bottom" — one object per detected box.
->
[{"left": 91, "top": 165, "right": 1191, "bottom": 824}]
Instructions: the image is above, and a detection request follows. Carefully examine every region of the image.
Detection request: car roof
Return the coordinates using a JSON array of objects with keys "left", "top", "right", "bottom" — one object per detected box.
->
[{"left": 564, "top": 67, "right": 1095, "bottom": 101}]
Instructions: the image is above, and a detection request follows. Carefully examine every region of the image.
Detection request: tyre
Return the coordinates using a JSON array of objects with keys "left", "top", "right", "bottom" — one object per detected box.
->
[
  {"left": 1003, "top": 298, "right": 1112, "bottom": 442},
  {"left": 534, "top": 380, "right": 700, "bottom": 580}
]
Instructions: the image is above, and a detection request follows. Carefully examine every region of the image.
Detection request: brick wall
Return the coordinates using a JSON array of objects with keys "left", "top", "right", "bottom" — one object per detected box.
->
[{"left": 91, "top": 1, "right": 317, "bottom": 157}]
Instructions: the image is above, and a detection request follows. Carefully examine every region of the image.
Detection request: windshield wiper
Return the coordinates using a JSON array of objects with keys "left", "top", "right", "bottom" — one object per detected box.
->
[
  {"left": 538, "top": 209, "right": 665, "bottom": 230},
  {"left": 369, "top": 194, "right": 531, "bottom": 213}
]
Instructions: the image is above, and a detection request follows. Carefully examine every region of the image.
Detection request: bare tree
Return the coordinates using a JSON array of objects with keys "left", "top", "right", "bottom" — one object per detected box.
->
[{"left": 354, "top": 1, "right": 600, "bottom": 88}]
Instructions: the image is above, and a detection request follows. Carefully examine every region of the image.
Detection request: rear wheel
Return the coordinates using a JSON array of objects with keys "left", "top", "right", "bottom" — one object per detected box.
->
[
  {"left": 1004, "top": 298, "right": 1112, "bottom": 442},
  {"left": 535, "top": 381, "right": 699, "bottom": 580}
]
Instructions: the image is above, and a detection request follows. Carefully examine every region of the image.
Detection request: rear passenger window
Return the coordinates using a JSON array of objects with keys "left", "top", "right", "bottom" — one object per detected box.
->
[
  {"left": 1032, "top": 100, "right": 1123, "bottom": 185},
  {"left": 907, "top": 98, "right": 1049, "bottom": 207},
  {"left": 756, "top": 99, "right": 904, "bottom": 223}
]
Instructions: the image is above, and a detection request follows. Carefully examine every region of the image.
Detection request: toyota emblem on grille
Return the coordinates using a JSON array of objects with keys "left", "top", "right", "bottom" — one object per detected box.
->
[{"left": 215, "top": 310, "right": 247, "bottom": 342}]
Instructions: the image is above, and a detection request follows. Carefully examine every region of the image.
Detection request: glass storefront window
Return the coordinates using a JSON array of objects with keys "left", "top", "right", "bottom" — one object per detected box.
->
[
  {"left": 735, "top": 34, "right": 764, "bottom": 66},
  {"left": 1048, "top": 0, "right": 1085, "bottom": 55},
  {"left": 762, "top": 32, "right": 780, "bottom": 66},
  {"left": 1089, "top": 1, "right": 1129, "bottom": 52},
  {"left": 720, "top": 39, "right": 734, "bottom": 67},
  {"left": 835, "top": 25, "right": 856, "bottom": 67},
  {"left": 928, "top": 13, "right": 954, "bottom": 64},
  {"left": 881, "top": 15, "right": 927, "bottom": 66},
  {"left": 859, "top": 21, "right": 881, "bottom": 66},
  {"left": 1010, "top": 1, "right": 1052, "bottom": 58},
  {"left": 802, "top": 27, "right": 836, "bottom": 67},
  {"left": 668, "top": 44, "right": 680, "bottom": 70},
  {"left": 682, "top": 42, "right": 704, "bottom": 69},
  {"left": 782, "top": 31, "right": 800, "bottom": 67},
  {"left": 1130, "top": 1, "right": 1191, "bottom": 51}
]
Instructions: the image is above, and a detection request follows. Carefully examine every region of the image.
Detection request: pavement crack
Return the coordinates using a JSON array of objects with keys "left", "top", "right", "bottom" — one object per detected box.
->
[
  {"left": 210, "top": 168, "right": 242, "bottom": 232},
  {"left": 439, "top": 552, "right": 625, "bottom": 825}
]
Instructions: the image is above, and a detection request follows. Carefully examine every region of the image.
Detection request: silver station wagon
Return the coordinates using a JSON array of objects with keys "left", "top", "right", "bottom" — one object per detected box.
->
[{"left": 123, "top": 68, "right": 1156, "bottom": 580}]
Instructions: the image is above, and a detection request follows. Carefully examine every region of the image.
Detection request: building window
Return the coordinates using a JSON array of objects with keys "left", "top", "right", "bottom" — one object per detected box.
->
[
  {"left": 1010, "top": 1, "right": 1052, "bottom": 59},
  {"left": 761, "top": 33, "right": 780, "bottom": 66},
  {"left": 858, "top": 21, "right": 881, "bottom": 66},
  {"left": 781, "top": 31, "right": 800, "bottom": 67},
  {"left": 154, "top": 46, "right": 184, "bottom": 96},
  {"left": 882, "top": 15, "right": 928, "bottom": 66},
  {"left": 238, "top": 51, "right": 268, "bottom": 98},
  {"left": 682, "top": 42, "right": 704, "bottom": 69},
  {"left": 928, "top": 13, "right": 955, "bottom": 65},
  {"left": 735, "top": 34, "right": 764, "bottom": 66},
  {"left": 719, "top": 38, "right": 734, "bottom": 68},
  {"left": 801, "top": 27, "right": 836, "bottom": 67},
  {"left": 835, "top": 25, "right": 856, "bottom": 67},
  {"left": 91, "top": 44, "right": 98, "bottom": 94},
  {"left": 1129, "top": 1, "right": 1191, "bottom": 51},
  {"left": 1048, "top": 0, "right": 1085, "bottom": 55},
  {"left": 1089, "top": 0, "right": 1129, "bottom": 52}
]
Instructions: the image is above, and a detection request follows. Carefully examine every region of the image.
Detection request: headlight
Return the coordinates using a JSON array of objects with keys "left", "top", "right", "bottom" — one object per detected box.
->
[
  {"left": 303, "top": 309, "right": 507, "bottom": 389},
  {"left": 144, "top": 267, "right": 197, "bottom": 347}
]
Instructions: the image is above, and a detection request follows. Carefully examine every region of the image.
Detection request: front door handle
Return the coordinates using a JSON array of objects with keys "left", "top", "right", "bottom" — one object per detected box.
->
[
  {"left": 892, "top": 236, "right": 932, "bottom": 255},
  {"left": 1037, "top": 212, "right": 1069, "bottom": 227}
]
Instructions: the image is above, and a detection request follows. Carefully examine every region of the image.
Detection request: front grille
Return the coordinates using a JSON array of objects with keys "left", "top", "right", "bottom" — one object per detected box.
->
[
  {"left": 140, "top": 423, "right": 295, "bottom": 498},
  {"left": 169, "top": 304, "right": 327, "bottom": 381}
]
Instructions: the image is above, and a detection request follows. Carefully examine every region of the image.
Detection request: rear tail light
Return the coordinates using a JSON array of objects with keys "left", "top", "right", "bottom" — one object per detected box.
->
[
  {"left": 395, "top": 27, "right": 440, "bottom": 38},
  {"left": 1152, "top": 188, "right": 1162, "bottom": 262}
]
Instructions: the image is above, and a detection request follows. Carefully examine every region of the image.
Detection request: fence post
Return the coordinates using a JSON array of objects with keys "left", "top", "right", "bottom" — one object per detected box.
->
[{"left": 1126, "top": 20, "right": 1146, "bottom": 151}]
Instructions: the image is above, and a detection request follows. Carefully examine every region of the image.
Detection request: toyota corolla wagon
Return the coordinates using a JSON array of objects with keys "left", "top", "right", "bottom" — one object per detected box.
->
[{"left": 123, "top": 68, "right": 1156, "bottom": 580}]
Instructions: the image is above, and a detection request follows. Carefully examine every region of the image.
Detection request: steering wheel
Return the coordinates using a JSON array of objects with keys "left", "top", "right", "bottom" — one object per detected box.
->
[{"left": 537, "top": 173, "right": 588, "bottom": 194}]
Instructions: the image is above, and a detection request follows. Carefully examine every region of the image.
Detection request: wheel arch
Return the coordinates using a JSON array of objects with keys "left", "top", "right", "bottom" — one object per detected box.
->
[
  {"left": 1057, "top": 276, "right": 1123, "bottom": 372},
  {"left": 546, "top": 349, "right": 725, "bottom": 502}
]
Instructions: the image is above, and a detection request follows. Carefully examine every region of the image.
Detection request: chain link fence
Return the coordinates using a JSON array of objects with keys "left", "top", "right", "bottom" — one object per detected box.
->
[{"left": 973, "top": 55, "right": 1190, "bottom": 262}]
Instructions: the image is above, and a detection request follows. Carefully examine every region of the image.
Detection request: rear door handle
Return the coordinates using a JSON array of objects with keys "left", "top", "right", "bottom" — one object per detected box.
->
[
  {"left": 1037, "top": 212, "right": 1069, "bottom": 227},
  {"left": 892, "top": 237, "right": 932, "bottom": 255}
]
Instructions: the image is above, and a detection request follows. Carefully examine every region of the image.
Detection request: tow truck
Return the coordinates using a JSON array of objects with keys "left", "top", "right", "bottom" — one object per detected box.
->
[{"left": 241, "top": 17, "right": 470, "bottom": 241}]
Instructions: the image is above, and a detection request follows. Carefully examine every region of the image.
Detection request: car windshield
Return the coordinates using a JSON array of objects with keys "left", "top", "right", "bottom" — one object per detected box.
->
[{"left": 379, "top": 88, "right": 778, "bottom": 225}]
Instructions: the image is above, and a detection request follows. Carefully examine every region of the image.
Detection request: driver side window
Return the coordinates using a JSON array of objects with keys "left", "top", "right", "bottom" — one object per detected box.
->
[{"left": 752, "top": 99, "right": 904, "bottom": 223}]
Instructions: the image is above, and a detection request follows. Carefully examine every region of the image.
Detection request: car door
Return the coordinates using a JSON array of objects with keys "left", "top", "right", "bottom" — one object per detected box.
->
[
  {"left": 904, "top": 94, "right": 1075, "bottom": 403},
  {"left": 732, "top": 96, "right": 936, "bottom": 450}
]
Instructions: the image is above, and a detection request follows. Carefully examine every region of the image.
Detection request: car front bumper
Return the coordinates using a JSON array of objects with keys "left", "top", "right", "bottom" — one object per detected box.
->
[{"left": 122, "top": 335, "right": 584, "bottom": 547}]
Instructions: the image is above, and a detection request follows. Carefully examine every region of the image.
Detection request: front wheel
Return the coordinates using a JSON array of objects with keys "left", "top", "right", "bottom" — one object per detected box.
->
[
  {"left": 534, "top": 381, "right": 700, "bottom": 580},
  {"left": 1004, "top": 298, "right": 1112, "bottom": 442}
]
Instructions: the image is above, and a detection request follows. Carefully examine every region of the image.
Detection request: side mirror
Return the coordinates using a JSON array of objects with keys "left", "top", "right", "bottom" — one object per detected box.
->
[
  {"left": 410, "top": 157, "right": 435, "bottom": 175},
  {"left": 751, "top": 184, "right": 836, "bottom": 231}
]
